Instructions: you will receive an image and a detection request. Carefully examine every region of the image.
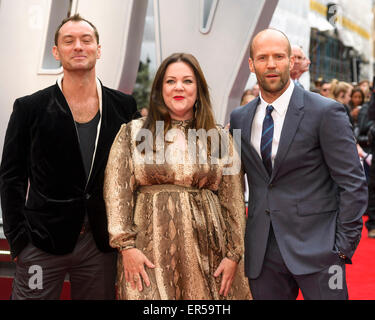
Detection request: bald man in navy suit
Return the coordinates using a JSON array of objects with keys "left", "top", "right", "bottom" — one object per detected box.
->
[{"left": 230, "top": 29, "right": 367, "bottom": 300}]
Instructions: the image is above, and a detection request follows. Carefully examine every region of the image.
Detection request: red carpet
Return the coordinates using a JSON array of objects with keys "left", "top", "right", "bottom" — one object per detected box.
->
[
  {"left": 1, "top": 217, "right": 374, "bottom": 300},
  {"left": 346, "top": 216, "right": 375, "bottom": 300},
  {"left": 297, "top": 216, "right": 375, "bottom": 300}
]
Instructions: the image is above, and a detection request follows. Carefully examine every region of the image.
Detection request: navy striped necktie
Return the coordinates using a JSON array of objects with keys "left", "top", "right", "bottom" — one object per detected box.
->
[{"left": 261, "top": 105, "right": 274, "bottom": 176}]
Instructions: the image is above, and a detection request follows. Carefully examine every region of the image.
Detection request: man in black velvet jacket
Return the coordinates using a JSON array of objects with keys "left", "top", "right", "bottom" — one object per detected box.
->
[{"left": 0, "top": 14, "right": 137, "bottom": 299}]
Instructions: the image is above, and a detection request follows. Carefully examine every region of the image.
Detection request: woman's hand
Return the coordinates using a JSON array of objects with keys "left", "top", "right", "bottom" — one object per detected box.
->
[
  {"left": 121, "top": 248, "right": 155, "bottom": 292},
  {"left": 214, "top": 257, "right": 238, "bottom": 297}
]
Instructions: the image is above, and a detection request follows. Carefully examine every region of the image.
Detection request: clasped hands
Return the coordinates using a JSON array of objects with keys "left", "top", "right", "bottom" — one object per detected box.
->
[{"left": 121, "top": 248, "right": 238, "bottom": 296}]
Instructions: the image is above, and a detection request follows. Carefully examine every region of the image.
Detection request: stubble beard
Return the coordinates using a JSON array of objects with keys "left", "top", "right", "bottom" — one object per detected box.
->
[
  {"left": 254, "top": 67, "right": 290, "bottom": 95},
  {"left": 65, "top": 60, "right": 96, "bottom": 73}
]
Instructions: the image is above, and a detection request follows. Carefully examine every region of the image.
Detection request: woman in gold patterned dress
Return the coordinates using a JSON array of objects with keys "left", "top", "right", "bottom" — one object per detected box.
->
[{"left": 104, "top": 53, "right": 251, "bottom": 300}]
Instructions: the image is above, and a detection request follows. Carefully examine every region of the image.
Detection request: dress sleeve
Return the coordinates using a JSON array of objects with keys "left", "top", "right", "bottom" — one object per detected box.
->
[
  {"left": 104, "top": 122, "right": 138, "bottom": 250},
  {"left": 217, "top": 128, "right": 246, "bottom": 263}
]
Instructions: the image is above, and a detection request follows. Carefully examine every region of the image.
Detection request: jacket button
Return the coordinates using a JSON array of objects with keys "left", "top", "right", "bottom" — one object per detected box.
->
[
  {"left": 85, "top": 194, "right": 91, "bottom": 200},
  {"left": 265, "top": 209, "right": 270, "bottom": 214}
]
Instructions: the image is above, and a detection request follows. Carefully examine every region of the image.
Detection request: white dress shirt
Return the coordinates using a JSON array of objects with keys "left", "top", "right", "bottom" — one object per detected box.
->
[{"left": 251, "top": 80, "right": 295, "bottom": 166}]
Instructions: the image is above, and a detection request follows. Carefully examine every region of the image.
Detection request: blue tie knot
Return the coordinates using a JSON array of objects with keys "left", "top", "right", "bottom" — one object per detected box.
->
[{"left": 266, "top": 105, "right": 274, "bottom": 115}]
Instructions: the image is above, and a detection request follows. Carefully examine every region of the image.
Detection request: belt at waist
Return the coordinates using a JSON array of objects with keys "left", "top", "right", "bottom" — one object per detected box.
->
[{"left": 138, "top": 184, "right": 203, "bottom": 194}]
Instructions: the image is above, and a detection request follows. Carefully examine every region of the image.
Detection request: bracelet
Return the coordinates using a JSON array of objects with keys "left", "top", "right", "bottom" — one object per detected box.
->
[{"left": 118, "top": 244, "right": 135, "bottom": 252}]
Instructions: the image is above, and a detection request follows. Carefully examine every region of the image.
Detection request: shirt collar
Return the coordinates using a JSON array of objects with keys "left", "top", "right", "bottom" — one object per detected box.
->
[
  {"left": 56, "top": 74, "right": 103, "bottom": 115},
  {"left": 259, "top": 79, "right": 294, "bottom": 116}
]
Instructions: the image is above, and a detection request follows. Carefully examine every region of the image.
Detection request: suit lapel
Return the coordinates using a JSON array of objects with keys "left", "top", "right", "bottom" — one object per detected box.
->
[
  {"left": 241, "top": 97, "right": 269, "bottom": 180},
  {"left": 53, "top": 84, "right": 87, "bottom": 186},
  {"left": 271, "top": 86, "right": 305, "bottom": 181},
  {"left": 241, "top": 97, "right": 258, "bottom": 146}
]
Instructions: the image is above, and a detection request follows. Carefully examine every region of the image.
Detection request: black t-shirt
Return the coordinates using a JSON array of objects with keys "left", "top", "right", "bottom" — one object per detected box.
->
[
  {"left": 75, "top": 111, "right": 100, "bottom": 181},
  {"left": 76, "top": 111, "right": 100, "bottom": 228}
]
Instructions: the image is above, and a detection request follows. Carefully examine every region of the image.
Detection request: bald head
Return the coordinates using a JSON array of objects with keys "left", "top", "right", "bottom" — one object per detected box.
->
[
  {"left": 291, "top": 45, "right": 304, "bottom": 79},
  {"left": 250, "top": 28, "right": 291, "bottom": 60},
  {"left": 291, "top": 45, "right": 310, "bottom": 79},
  {"left": 248, "top": 28, "right": 294, "bottom": 102},
  {"left": 291, "top": 45, "right": 303, "bottom": 59}
]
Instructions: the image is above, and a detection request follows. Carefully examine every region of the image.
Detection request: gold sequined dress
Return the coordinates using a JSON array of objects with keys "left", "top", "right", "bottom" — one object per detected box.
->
[{"left": 104, "top": 118, "right": 251, "bottom": 300}]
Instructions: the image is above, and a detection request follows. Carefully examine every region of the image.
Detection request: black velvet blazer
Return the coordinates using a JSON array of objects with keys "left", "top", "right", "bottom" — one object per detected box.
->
[{"left": 0, "top": 82, "right": 138, "bottom": 258}]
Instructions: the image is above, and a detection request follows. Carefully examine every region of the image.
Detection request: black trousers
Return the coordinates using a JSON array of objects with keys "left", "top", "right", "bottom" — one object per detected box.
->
[
  {"left": 11, "top": 230, "right": 117, "bottom": 300},
  {"left": 249, "top": 225, "right": 348, "bottom": 300}
]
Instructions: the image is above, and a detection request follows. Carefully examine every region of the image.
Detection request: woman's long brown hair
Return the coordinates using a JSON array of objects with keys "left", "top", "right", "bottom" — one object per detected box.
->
[{"left": 142, "top": 52, "right": 217, "bottom": 136}]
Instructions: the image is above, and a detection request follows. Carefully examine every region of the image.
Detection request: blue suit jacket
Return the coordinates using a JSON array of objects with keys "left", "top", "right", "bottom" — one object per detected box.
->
[{"left": 230, "top": 85, "right": 367, "bottom": 278}]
